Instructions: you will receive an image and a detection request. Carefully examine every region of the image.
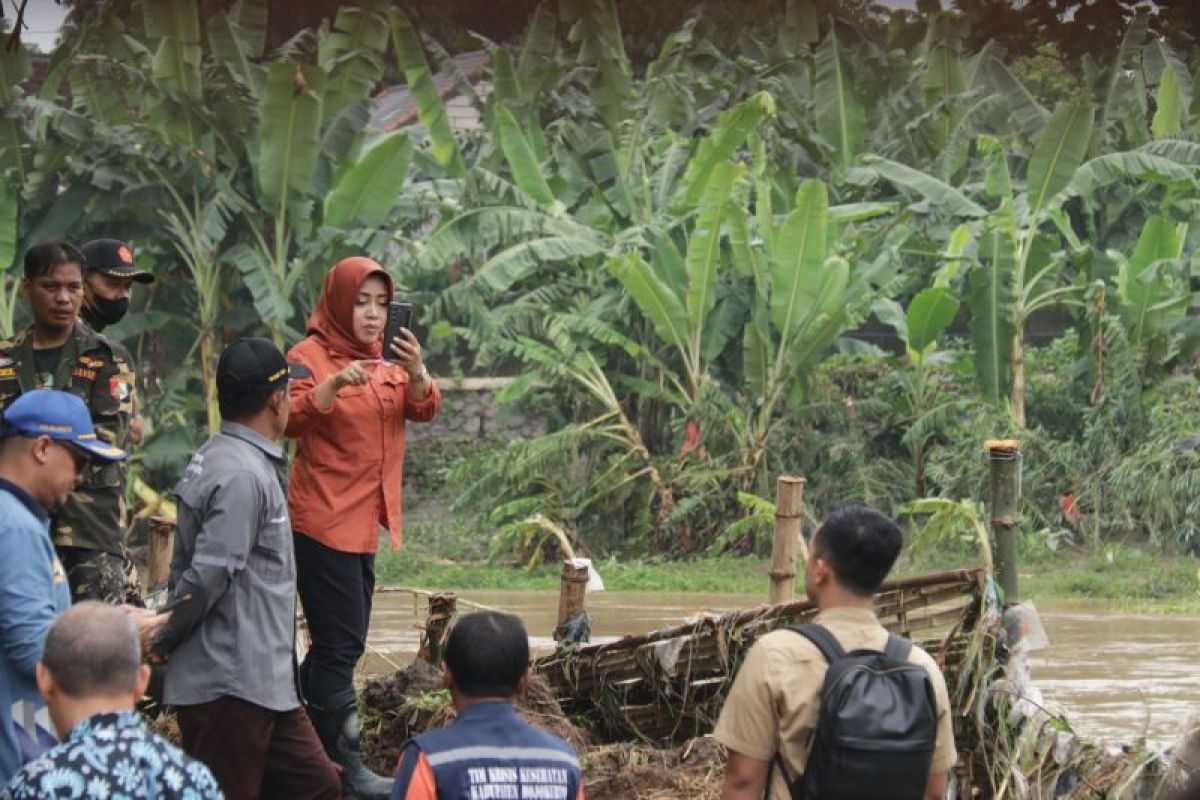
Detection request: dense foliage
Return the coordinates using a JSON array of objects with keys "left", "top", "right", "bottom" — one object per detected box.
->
[{"left": 3, "top": 0, "right": 1200, "bottom": 558}]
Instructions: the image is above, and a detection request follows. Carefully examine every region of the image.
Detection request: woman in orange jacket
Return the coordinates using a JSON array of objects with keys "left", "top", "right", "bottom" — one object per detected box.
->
[{"left": 285, "top": 257, "right": 441, "bottom": 798}]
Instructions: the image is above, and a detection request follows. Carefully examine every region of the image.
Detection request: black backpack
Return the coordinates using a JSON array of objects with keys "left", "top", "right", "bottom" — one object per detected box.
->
[{"left": 774, "top": 624, "right": 938, "bottom": 800}]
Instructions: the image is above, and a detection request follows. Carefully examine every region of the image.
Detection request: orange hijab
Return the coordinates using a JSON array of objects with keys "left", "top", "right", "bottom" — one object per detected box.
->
[{"left": 306, "top": 257, "right": 394, "bottom": 359}]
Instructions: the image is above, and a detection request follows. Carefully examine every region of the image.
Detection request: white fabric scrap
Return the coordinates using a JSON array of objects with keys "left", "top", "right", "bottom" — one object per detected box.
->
[{"left": 568, "top": 558, "right": 605, "bottom": 593}]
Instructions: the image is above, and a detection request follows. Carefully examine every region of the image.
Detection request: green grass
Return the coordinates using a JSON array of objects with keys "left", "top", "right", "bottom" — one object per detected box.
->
[{"left": 387, "top": 489, "right": 1200, "bottom": 612}]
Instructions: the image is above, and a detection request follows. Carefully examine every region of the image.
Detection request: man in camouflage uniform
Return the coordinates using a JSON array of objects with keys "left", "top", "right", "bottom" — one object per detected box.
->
[
  {"left": 80, "top": 238, "right": 155, "bottom": 601},
  {"left": 0, "top": 242, "right": 138, "bottom": 604}
]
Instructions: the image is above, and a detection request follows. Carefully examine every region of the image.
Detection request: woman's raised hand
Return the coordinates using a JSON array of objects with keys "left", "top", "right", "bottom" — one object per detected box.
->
[
  {"left": 333, "top": 360, "right": 371, "bottom": 389},
  {"left": 389, "top": 328, "right": 425, "bottom": 379}
]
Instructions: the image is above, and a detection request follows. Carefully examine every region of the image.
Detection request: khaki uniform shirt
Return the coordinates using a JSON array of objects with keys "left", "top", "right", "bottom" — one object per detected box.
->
[
  {"left": 713, "top": 607, "right": 958, "bottom": 799},
  {"left": 0, "top": 323, "right": 137, "bottom": 555}
]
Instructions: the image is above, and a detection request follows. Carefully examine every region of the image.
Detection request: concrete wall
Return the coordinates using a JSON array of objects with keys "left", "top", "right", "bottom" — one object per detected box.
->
[{"left": 406, "top": 377, "right": 545, "bottom": 443}]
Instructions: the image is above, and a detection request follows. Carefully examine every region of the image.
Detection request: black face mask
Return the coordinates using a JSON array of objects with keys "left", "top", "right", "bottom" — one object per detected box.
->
[{"left": 82, "top": 295, "right": 129, "bottom": 330}]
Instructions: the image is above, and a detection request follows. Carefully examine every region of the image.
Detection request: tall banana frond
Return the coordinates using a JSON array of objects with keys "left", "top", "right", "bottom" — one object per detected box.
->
[
  {"left": 318, "top": 0, "right": 388, "bottom": 166},
  {"left": 970, "top": 209, "right": 1017, "bottom": 404},
  {"left": 921, "top": 42, "right": 965, "bottom": 151},
  {"left": 982, "top": 54, "right": 1046, "bottom": 139},
  {"left": 1093, "top": 13, "right": 1147, "bottom": 155},
  {"left": 390, "top": 9, "right": 465, "bottom": 176},
  {"left": 561, "top": 0, "right": 632, "bottom": 133},
  {"left": 1152, "top": 63, "right": 1183, "bottom": 140},
  {"left": 143, "top": 0, "right": 202, "bottom": 97},
  {"left": 1025, "top": 98, "right": 1094, "bottom": 225},
  {"left": 206, "top": 0, "right": 267, "bottom": 98},
  {"left": 675, "top": 91, "right": 774, "bottom": 210},
  {"left": 683, "top": 161, "right": 742, "bottom": 377},
  {"left": 607, "top": 252, "right": 690, "bottom": 361},
  {"left": 814, "top": 25, "right": 864, "bottom": 171},
  {"left": 256, "top": 62, "right": 325, "bottom": 218},
  {"left": 495, "top": 105, "right": 560, "bottom": 213},
  {"left": 770, "top": 180, "right": 845, "bottom": 378}
]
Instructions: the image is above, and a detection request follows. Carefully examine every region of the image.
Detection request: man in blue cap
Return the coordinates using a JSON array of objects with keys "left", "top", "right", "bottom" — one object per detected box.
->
[{"left": 0, "top": 389, "right": 127, "bottom": 785}]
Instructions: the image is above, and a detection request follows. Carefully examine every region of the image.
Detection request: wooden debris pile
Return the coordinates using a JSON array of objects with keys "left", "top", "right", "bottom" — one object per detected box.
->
[{"left": 535, "top": 569, "right": 985, "bottom": 745}]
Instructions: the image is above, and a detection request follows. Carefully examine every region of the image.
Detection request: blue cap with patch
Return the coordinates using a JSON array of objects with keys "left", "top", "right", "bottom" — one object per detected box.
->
[{"left": 1, "top": 389, "right": 127, "bottom": 463}]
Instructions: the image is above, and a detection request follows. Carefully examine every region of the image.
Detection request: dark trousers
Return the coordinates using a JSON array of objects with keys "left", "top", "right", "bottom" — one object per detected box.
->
[
  {"left": 176, "top": 696, "right": 343, "bottom": 800},
  {"left": 294, "top": 531, "right": 376, "bottom": 711}
]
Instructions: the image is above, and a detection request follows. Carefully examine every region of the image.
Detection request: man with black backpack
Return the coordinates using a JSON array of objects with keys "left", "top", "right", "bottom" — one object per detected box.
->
[{"left": 715, "top": 503, "right": 957, "bottom": 800}]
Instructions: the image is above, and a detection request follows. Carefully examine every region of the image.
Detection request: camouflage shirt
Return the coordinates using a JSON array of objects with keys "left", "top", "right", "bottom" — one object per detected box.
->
[{"left": 0, "top": 322, "right": 137, "bottom": 555}]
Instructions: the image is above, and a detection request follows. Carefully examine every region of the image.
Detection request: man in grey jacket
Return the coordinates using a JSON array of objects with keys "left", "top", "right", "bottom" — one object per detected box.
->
[{"left": 150, "top": 338, "right": 343, "bottom": 800}]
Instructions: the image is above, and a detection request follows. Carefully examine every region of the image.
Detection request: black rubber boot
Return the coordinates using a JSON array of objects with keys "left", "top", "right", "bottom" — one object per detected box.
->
[{"left": 312, "top": 703, "right": 393, "bottom": 800}]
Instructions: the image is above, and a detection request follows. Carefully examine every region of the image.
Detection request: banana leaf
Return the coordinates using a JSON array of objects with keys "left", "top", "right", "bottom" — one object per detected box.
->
[
  {"left": 1152, "top": 64, "right": 1183, "bottom": 139},
  {"left": 676, "top": 91, "right": 773, "bottom": 209},
  {"left": 206, "top": 0, "right": 267, "bottom": 97},
  {"left": 814, "top": 25, "right": 864, "bottom": 171},
  {"left": 1026, "top": 98, "right": 1094, "bottom": 223},
  {"left": 495, "top": 105, "right": 559, "bottom": 212},
  {"left": 1118, "top": 215, "right": 1187, "bottom": 346},
  {"left": 1093, "top": 13, "right": 1147, "bottom": 156},
  {"left": 143, "top": 0, "right": 202, "bottom": 96},
  {"left": 0, "top": 183, "right": 16, "bottom": 273},
  {"left": 770, "top": 179, "right": 828, "bottom": 343},
  {"left": 854, "top": 156, "right": 986, "bottom": 217},
  {"left": 320, "top": 1, "right": 388, "bottom": 125},
  {"left": 561, "top": 0, "right": 632, "bottom": 133},
  {"left": 684, "top": 161, "right": 741, "bottom": 339},
  {"left": 907, "top": 286, "right": 959, "bottom": 354},
  {"left": 970, "top": 212, "right": 1017, "bottom": 404},
  {"left": 390, "top": 9, "right": 465, "bottom": 176},
  {"left": 607, "top": 252, "right": 689, "bottom": 355},
  {"left": 257, "top": 62, "right": 326, "bottom": 215},
  {"left": 1056, "top": 150, "right": 1199, "bottom": 202},
  {"left": 323, "top": 132, "right": 413, "bottom": 229},
  {"left": 983, "top": 55, "right": 1046, "bottom": 140}
]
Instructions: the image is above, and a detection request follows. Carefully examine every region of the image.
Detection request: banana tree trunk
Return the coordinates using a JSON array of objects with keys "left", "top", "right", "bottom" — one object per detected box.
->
[
  {"left": 199, "top": 331, "right": 220, "bottom": 435},
  {"left": 1011, "top": 325, "right": 1026, "bottom": 428}
]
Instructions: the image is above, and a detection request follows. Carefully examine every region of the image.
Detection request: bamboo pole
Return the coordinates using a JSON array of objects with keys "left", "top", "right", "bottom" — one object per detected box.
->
[
  {"left": 145, "top": 516, "right": 174, "bottom": 591},
  {"left": 553, "top": 561, "right": 589, "bottom": 644},
  {"left": 768, "top": 476, "right": 806, "bottom": 604},
  {"left": 986, "top": 439, "right": 1022, "bottom": 604}
]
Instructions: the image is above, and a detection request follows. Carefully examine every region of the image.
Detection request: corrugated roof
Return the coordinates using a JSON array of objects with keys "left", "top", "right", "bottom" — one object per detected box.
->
[{"left": 370, "top": 49, "right": 490, "bottom": 132}]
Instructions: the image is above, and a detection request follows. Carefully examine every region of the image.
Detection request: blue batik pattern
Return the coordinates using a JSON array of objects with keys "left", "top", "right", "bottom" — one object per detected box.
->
[{"left": 1, "top": 712, "right": 222, "bottom": 799}]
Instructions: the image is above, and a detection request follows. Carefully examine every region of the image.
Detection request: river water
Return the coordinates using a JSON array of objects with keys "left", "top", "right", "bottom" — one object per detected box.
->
[{"left": 362, "top": 590, "right": 1200, "bottom": 747}]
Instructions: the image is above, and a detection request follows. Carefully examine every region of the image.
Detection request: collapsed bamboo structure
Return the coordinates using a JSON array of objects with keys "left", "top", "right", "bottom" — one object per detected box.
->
[{"left": 535, "top": 568, "right": 985, "bottom": 746}]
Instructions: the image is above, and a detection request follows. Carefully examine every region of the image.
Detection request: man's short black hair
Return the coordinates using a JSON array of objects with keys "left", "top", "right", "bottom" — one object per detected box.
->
[
  {"left": 41, "top": 602, "right": 141, "bottom": 698},
  {"left": 217, "top": 383, "right": 280, "bottom": 421},
  {"left": 24, "top": 241, "right": 84, "bottom": 282},
  {"left": 444, "top": 611, "right": 529, "bottom": 698},
  {"left": 811, "top": 503, "right": 904, "bottom": 596}
]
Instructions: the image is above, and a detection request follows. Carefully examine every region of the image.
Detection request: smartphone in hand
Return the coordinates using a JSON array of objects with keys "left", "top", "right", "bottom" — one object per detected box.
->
[{"left": 383, "top": 302, "right": 416, "bottom": 362}]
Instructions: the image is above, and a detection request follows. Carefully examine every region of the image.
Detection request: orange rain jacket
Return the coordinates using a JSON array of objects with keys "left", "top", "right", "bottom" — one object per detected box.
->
[{"left": 285, "top": 338, "right": 441, "bottom": 553}]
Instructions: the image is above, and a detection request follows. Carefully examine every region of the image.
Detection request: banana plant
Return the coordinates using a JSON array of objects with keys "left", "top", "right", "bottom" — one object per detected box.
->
[
  {"left": 879, "top": 274, "right": 966, "bottom": 497},
  {"left": 1112, "top": 214, "right": 1193, "bottom": 369}
]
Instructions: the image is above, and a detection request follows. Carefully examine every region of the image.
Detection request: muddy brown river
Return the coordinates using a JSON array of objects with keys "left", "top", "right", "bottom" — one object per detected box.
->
[{"left": 361, "top": 590, "right": 1199, "bottom": 747}]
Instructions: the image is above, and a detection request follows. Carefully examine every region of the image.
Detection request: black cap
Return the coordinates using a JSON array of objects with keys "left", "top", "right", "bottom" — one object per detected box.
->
[
  {"left": 80, "top": 239, "right": 155, "bottom": 284},
  {"left": 216, "top": 338, "right": 311, "bottom": 395}
]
